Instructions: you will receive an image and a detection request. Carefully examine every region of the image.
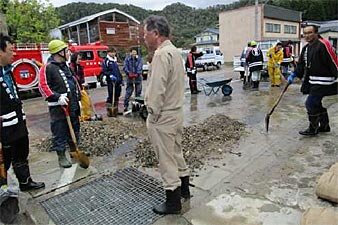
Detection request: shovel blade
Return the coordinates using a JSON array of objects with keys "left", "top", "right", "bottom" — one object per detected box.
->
[{"left": 70, "top": 150, "right": 90, "bottom": 169}]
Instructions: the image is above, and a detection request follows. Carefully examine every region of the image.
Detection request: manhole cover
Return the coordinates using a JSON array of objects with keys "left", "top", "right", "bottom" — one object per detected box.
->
[{"left": 41, "top": 168, "right": 165, "bottom": 225}]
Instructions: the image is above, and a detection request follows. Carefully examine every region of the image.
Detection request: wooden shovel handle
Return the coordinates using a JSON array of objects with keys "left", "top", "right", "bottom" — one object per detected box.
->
[{"left": 61, "top": 106, "right": 78, "bottom": 146}]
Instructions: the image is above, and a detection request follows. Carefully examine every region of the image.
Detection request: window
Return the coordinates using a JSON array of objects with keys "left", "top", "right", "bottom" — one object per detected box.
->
[
  {"left": 266, "top": 23, "right": 281, "bottom": 33},
  {"left": 98, "top": 50, "right": 107, "bottom": 58},
  {"left": 106, "top": 28, "right": 115, "bottom": 35},
  {"left": 79, "top": 51, "right": 94, "bottom": 60},
  {"left": 284, "top": 25, "right": 297, "bottom": 34}
]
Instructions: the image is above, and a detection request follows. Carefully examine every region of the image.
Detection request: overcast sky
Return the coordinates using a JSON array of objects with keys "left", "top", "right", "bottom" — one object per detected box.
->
[{"left": 47, "top": 0, "right": 238, "bottom": 10}]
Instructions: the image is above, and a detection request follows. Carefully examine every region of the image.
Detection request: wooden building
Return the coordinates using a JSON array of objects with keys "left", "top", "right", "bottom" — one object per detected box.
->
[{"left": 57, "top": 9, "right": 141, "bottom": 51}]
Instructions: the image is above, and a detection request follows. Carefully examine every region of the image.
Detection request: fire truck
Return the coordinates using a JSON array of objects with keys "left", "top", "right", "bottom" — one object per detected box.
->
[{"left": 12, "top": 42, "right": 108, "bottom": 91}]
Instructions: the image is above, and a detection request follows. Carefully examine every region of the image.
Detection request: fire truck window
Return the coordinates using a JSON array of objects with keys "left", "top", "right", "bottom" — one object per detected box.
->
[
  {"left": 98, "top": 51, "right": 107, "bottom": 58},
  {"left": 80, "top": 51, "right": 94, "bottom": 60}
]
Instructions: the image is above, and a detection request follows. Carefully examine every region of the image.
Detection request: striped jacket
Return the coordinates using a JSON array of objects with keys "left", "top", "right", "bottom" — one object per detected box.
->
[
  {"left": 295, "top": 37, "right": 338, "bottom": 96},
  {"left": 246, "top": 47, "right": 264, "bottom": 72},
  {"left": 39, "top": 58, "right": 80, "bottom": 119},
  {"left": 0, "top": 65, "right": 28, "bottom": 144}
]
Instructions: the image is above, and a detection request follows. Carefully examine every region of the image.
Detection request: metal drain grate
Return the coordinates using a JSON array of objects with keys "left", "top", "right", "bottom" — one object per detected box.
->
[{"left": 41, "top": 168, "right": 165, "bottom": 225}]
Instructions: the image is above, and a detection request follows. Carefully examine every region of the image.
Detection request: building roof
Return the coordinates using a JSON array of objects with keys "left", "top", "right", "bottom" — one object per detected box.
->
[
  {"left": 58, "top": 8, "right": 140, "bottom": 30},
  {"left": 203, "top": 28, "right": 219, "bottom": 35},
  {"left": 264, "top": 4, "right": 301, "bottom": 22},
  {"left": 304, "top": 20, "right": 338, "bottom": 33},
  {"left": 195, "top": 28, "right": 219, "bottom": 38}
]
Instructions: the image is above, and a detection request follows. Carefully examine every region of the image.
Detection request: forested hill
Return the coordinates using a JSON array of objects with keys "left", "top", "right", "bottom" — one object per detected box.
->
[{"left": 57, "top": 0, "right": 338, "bottom": 47}]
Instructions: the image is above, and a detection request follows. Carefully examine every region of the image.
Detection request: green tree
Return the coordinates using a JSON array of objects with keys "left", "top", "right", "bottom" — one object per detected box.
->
[{"left": 4, "top": 0, "right": 59, "bottom": 42}]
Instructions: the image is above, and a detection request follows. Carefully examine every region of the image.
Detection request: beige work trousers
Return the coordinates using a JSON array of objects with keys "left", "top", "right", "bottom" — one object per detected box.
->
[{"left": 146, "top": 109, "right": 189, "bottom": 190}]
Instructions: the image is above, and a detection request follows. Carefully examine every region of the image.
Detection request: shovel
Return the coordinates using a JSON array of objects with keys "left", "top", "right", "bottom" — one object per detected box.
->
[
  {"left": 88, "top": 92, "right": 103, "bottom": 121},
  {"left": 265, "top": 83, "right": 290, "bottom": 132},
  {"left": 62, "top": 106, "right": 90, "bottom": 169},
  {"left": 111, "top": 81, "right": 118, "bottom": 117}
]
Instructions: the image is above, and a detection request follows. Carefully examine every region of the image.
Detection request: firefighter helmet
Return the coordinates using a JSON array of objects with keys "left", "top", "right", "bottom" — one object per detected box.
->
[
  {"left": 48, "top": 40, "right": 68, "bottom": 54},
  {"left": 250, "top": 40, "right": 257, "bottom": 47}
]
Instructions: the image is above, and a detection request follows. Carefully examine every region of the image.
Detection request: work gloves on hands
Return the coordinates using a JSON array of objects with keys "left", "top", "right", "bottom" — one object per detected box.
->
[
  {"left": 58, "top": 93, "right": 69, "bottom": 105},
  {"left": 110, "top": 74, "right": 117, "bottom": 82},
  {"left": 287, "top": 72, "right": 297, "bottom": 84}
]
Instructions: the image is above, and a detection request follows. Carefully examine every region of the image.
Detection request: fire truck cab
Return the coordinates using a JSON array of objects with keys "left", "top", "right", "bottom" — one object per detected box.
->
[
  {"left": 12, "top": 42, "right": 108, "bottom": 92},
  {"left": 68, "top": 42, "right": 108, "bottom": 88}
]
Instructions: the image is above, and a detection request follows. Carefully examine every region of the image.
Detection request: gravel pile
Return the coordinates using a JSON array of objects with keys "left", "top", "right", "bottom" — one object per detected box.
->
[
  {"left": 35, "top": 114, "right": 245, "bottom": 171},
  {"left": 34, "top": 118, "right": 146, "bottom": 156},
  {"left": 135, "top": 114, "right": 245, "bottom": 170}
]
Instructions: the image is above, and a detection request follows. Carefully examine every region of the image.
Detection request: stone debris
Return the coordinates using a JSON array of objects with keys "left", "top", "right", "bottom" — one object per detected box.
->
[
  {"left": 34, "top": 114, "right": 245, "bottom": 170},
  {"left": 34, "top": 118, "right": 146, "bottom": 156},
  {"left": 135, "top": 114, "right": 245, "bottom": 170}
]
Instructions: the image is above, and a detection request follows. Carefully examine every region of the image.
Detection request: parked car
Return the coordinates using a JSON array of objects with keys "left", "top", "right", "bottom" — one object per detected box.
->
[{"left": 195, "top": 46, "right": 224, "bottom": 71}]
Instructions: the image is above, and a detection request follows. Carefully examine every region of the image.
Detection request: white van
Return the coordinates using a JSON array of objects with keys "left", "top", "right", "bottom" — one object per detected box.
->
[{"left": 195, "top": 46, "right": 224, "bottom": 71}]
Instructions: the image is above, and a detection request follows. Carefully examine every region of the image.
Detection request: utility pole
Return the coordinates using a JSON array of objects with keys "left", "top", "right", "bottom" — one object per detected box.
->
[{"left": 254, "top": 0, "right": 259, "bottom": 40}]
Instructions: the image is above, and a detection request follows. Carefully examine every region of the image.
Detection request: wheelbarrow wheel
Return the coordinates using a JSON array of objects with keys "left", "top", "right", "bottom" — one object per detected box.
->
[
  {"left": 139, "top": 106, "right": 148, "bottom": 121},
  {"left": 222, "top": 85, "right": 233, "bottom": 96}
]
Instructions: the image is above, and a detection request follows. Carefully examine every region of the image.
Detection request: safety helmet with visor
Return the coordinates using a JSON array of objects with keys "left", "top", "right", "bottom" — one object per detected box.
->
[{"left": 48, "top": 40, "right": 68, "bottom": 55}]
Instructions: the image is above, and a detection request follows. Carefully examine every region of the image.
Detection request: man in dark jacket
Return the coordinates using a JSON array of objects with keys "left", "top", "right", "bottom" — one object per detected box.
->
[
  {"left": 246, "top": 40, "right": 263, "bottom": 90},
  {"left": 288, "top": 24, "right": 338, "bottom": 136},
  {"left": 102, "top": 47, "right": 123, "bottom": 116},
  {"left": 39, "top": 40, "right": 81, "bottom": 167},
  {"left": 0, "top": 33, "right": 45, "bottom": 191},
  {"left": 123, "top": 48, "right": 143, "bottom": 112},
  {"left": 185, "top": 45, "right": 203, "bottom": 94}
]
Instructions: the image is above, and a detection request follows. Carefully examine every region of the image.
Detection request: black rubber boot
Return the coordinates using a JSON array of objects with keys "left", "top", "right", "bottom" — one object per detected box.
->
[
  {"left": 251, "top": 81, "right": 259, "bottom": 90},
  {"left": 299, "top": 114, "right": 319, "bottom": 136},
  {"left": 153, "top": 187, "right": 182, "bottom": 215},
  {"left": 13, "top": 162, "right": 45, "bottom": 192},
  {"left": 318, "top": 109, "right": 330, "bottom": 132},
  {"left": 57, "top": 151, "right": 72, "bottom": 168},
  {"left": 180, "top": 176, "right": 191, "bottom": 199}
]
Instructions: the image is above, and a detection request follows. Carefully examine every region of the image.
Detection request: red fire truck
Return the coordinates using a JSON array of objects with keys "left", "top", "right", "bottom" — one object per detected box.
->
[{"left": 12, "top": 42, "right": 108, "bottom": 91}]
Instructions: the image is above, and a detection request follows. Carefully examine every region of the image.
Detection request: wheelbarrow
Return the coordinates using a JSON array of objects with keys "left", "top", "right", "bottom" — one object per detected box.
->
[
  {"left": 124, "top": 97, "right": 148, "bottom": 121},
  {"left": 198, "top": 78, "right": 233, "bottom": 96}
]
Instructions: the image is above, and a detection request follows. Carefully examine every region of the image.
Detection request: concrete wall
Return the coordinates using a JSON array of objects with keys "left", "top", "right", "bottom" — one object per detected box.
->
[{"left": 219, "top": 5, "right": 262, "bottom": 62}]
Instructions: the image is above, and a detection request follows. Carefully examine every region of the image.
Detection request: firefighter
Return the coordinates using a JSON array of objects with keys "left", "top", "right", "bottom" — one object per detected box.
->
[
  {"left": 144, "top": 15, "right": 190, "bottom": 215},
  {"left": 267, "top": 42, "right": 283, "bottom": 87},
  {"left": 102, "top": 47, "right": 123, "bottom": 116},
  {"left": 123, "top": 48, "right": 143, "bottom": 112},
  {"left": 287, "top": 24, "right": 338, "bottom": 136},
  {"left": 39, "top": 40, "right": 81, "bottom": 168},
  {"left": 0, "top": 33, "right": 45, "bottom": 191},
  {"left": 246, "top": 40, "right": 264, "bottom": 90},
  {"left": 185, "top": 45, "right": 203, "bottom": 94}
]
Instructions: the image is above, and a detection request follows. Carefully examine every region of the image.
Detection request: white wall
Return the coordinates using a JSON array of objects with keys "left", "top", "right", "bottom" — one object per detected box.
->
[{"left": 219, "top": 5, "right": 262, "bottom": 62}]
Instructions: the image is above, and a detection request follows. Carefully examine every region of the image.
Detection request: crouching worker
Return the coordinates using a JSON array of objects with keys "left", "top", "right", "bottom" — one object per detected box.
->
[
  {"left": 0, "top": 33, "right": 45, "bottom": 191},
  {"left": 39, "top": 40, "right": 81, "bottom": 168}
]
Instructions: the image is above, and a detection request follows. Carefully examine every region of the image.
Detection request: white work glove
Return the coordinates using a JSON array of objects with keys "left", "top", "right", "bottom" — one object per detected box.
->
[{"left": 58, "top": 93, "right": 69, "bottom": 105}]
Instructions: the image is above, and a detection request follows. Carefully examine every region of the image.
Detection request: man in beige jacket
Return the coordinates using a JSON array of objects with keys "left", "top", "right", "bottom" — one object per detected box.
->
[{"left": 143, "top": 15, "right": 190, "bottom": 215}]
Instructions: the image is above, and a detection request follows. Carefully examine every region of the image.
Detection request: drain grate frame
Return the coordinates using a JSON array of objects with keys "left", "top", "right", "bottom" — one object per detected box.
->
[{"left": 40, "top": 168, "right": 165, "bottom": 225}]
